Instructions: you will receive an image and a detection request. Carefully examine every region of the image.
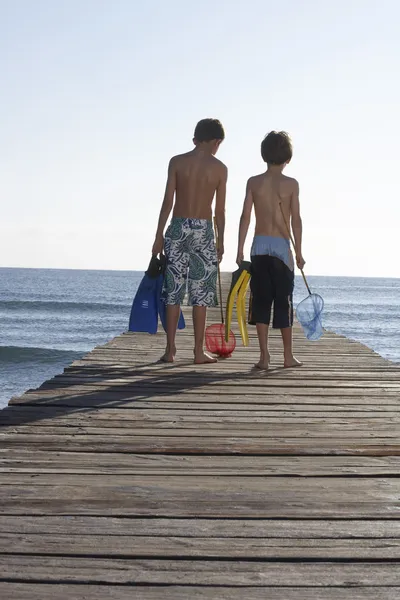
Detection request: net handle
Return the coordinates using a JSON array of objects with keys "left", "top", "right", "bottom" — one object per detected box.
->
[
  {"left": 278, "top": 201, "right": 312, "bottom": 296},
  {"left": 213, "top": 217, "right": 224, "bottom": 324}
]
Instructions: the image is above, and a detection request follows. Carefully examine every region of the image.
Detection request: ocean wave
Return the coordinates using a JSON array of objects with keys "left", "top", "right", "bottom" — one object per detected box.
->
[
  {"left": 0, "top": 300, "right": 130, "bottom": 313},
  {"left": 0, "top": 345, "right": 83, "bottom": 364}
]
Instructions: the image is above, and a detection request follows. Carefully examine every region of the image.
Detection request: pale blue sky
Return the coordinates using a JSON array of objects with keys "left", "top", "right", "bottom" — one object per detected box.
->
[{"left": 1, "top": 0, "right": 399, "bottom": 276}]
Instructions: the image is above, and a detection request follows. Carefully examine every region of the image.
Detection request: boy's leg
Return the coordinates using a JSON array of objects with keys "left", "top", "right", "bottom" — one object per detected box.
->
[
  {"left": 162, "top": 305, "right": 180, "bottom": 362},
  {"left": 193, "top": 306, "right": 217, "bottom": 364},
  {"left": 280, "top": 327, "right": 302, "bottom": 368},
  {"left": 255, "top": 323, "right": 270, "bottom": 370},
  {"left": 188, "top": 220, "right": 218, "bottom": 364},
  {"left": 161, "top": 219, "right": 189, "bottom": 362},
  {"left": 270, "top": 258, "right": 302, "bottom": 368},
  {"left": 249, "top": 256, "right": 273, "bottom": 370}
]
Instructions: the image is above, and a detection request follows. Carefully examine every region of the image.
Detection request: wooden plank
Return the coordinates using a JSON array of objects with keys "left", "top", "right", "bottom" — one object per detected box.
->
[
  {"left": 73, "top": 359, "right": 389, "bottom": 368},
  {"left": 5, "top": 405, "right": 400, "bottom": 421},
  {"left": 1, "top": 556, "right": 400, "bottom": 585},
  {"left": 69, "top": 357, "right": 391, "bottom": 368},
  {"left": 10, "top": 392, "right": 400, "bottom": 408},
  {"left": 4, "top": 407, "right": 400, "bottom": 425},
  {"left": 1, "top": 433, "right": 399, "bottom": 455},
  {"left": 2, "top": 532, "right": 400, "bottom": 559},
  {"left": 1, "top": 473, "right": 398, "bottom": 491},
  {"left": 3, "top": 423, "right": 400, "bottom": 437},
  {"left": 0, "top": 435, "right": 398, "bottom": 455},
  {"left": 1, "top": 477, "right": 399, "bottom": 517},
  {"left": 1, "top": 516, "right": 399, "bottom": 538},
  {"left": 1, "top": 451, "right": 399, "bottom": 476},
  {"left": 0, "top": 583, "right": 398, "bottom": 600},
  {"left": 65, "top": 358, "right": 396, "bottom": 369},
  {"left": 6, "top": 403, "right": 400, "bottom": 414},
  {"left": 41, "top": 373, "right": 400, "bottom": 386}
]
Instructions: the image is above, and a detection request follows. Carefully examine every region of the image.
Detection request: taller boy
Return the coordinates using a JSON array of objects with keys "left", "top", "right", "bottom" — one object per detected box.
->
[
  {"left": 237, "top": 131, "right": 305, "bottom": 369},
  {"left": 152, "top": 118, "right": 227, "bottom": 364}
]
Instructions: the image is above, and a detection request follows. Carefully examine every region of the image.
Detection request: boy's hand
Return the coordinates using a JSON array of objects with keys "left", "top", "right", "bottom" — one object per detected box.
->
[
  {"left": 296, "top": 253, "right": 305, "bottom": 270},
  {"left": 217, "top": 244, "right": 224, "bottom": 263},
  {"left": 236, "top": 250, "right": 244, "bottom": 266},
  {"left": 152, "top": 235, "right": 164, "bottom": 256}
]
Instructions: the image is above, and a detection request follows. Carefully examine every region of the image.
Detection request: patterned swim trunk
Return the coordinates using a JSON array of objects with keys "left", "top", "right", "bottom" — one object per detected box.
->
[{"left": 162, "top": 218, "right": 218, "bottom": 307}]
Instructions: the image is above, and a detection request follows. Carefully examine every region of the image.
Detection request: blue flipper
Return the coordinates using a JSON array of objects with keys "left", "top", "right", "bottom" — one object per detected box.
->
[
  {"left": 128, "top": 257, "right": 162, "bottom": 334},
  {"left": 178, "top": 307, "right": 185, "bottom": 330}
]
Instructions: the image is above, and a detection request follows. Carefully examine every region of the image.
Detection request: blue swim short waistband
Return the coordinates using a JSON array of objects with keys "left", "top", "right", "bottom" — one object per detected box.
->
[{"left": 251, "top": 235, "right": 293, "bottom": 271}]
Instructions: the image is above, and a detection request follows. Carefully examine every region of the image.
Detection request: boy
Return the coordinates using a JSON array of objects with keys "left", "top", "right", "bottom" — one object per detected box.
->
[
  {"left": 236, "top": 131, "right": 305, "bottom": 369},
  {"left": 152, "top": 118, "right": 227, "bottom": 364}
]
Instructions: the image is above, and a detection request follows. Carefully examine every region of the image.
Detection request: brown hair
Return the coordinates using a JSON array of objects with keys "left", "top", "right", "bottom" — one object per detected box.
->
[
  {"left": 194, "top": 118, "right": 225, "bottom": 143},
  {"left": 261, "top": 131, "right": 292, "bottom": 165}
]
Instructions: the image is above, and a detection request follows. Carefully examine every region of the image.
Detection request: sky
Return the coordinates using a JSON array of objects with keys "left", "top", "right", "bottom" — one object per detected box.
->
[{"left": 1, "top": 0, "right": 400, "bottom": 277}]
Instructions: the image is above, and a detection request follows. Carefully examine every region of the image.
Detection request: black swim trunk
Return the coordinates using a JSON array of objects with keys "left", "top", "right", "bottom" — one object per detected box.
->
[{"left": 249, "top": 255, "right": 294, "bottom": 329}]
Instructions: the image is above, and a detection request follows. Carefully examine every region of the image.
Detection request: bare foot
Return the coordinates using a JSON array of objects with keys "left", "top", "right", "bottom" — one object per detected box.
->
[
  {"left": 160, "top": 346, "right": 176, "bottom": 363},
  {"left": 194, "top": 351, "right": 218, "bottom": 365},
  {"left": 254, "top": 351, "right": 270, "bottom": 371},
  {"left": 254, "top": 361, "right": 269, "bottom": 371},
  {"left": 284, "top": 355, "right": 303, "bottom": 368}
]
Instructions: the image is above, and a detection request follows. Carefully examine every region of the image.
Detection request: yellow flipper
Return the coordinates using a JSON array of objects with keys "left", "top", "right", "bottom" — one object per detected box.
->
[
  {"left": 225, "top": 270, "right": 248, "bottom": 342},
  {"left": 237, "top": 271, "right": 251, "bottom": 347}
]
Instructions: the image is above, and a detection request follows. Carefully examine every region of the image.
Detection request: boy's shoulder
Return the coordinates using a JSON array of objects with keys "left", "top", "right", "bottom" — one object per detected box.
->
[
  {"left": 248, "top": 173, "right": 299, "bottom": 194},
  {"left": 281, "top": 174, "right": 298, "bottom": 185},
  {"left": 247, "top": 173, "right": 264, "bottom": 186},
  {"left": 212, "top": 156, "right": 228, "bottom": 178},
  {"left": 212, "top": 155, "right": 227, "bottom": 169},
  {"left": 248, "top": 172, "right": 298, "bottom": 184},
  {"left": 280, "top": 174, "right": 299, "bottom": 193},
  {"left": 169, "top": 152, "right": 226, "bottom": 172},
  {"left": 169, "top": 152, "right": 190, "bottom": 165}
]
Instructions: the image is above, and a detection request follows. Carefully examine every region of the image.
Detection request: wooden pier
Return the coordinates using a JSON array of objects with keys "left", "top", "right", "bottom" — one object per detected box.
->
[{"left": 1, "top": 275, "right": 400, "bottom": 599}]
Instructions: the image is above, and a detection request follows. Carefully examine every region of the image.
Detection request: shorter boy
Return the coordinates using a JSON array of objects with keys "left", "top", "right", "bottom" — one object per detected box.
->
[
  {"left": 152, "top": 118, "right": 227, "bottom": 364},
  {"left": 236, "top": 131, "right": 305, "bottom": 369}
]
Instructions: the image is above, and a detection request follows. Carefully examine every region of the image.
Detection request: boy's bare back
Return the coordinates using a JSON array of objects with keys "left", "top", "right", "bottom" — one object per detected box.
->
[
  {"left": 249, "top": 171, "right": 299, "bottom": 239},
  {"left": 237, "top": 130, "right": 304, "bottom": 370},
  {"left": 152, "top": 118, "right": 226, "bottom": 365},
  {"left": 170, "top": 149, "right": 227, "bottom": 221}
]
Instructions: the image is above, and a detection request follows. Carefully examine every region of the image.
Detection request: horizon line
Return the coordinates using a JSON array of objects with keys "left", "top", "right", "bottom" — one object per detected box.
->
[{"left": 0, "top": 265, "right": 399, "bottom": 280}]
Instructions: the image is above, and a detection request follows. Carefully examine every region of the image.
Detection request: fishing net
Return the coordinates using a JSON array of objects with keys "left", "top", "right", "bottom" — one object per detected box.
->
[
  {"left": 205, "top": 323, "right": 236, "bottom": 358},
  {"left": 204, "top": 218, "right": 237, "bottom": 358},
  {"left": 295, "top": 293, "right": 324, "bottom": 341}
]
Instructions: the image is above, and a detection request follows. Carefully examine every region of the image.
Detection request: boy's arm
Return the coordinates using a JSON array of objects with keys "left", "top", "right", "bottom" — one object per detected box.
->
[
  {"left": 236, "top": 178, "right": 254, "bottom": 265},
  {"left": 290, "top": 180, "right": 305, "bottom": 269},
  {"left": 214, "top": 164, "right": 228, "bottom": 262},
  {"left": 152, "top": 158, "right": 177, "bottom": 255}
]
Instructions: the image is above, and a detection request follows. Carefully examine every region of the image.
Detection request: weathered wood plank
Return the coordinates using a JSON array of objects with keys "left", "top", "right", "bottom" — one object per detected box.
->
[
  {"left": 1, "top": 436, "right": 398, "bottom": 456},
  {"left": 1, "top": 477, "right": 399, "bottom": 517},
  {"left": 2, "top": 533, "right": 400, "bottom": 559},
  {"left": 0, "top": 583, "right": 397, "bottom": 600},
  {"left": 10, "top": 392, "right": 400, "bottom": 408},
  {"left": 4, "top": 406, "right": 400, "bottom": 422},
  {"left": 3, "top": 408, "right": 400, "bottom": 426},
  {"left": 1, "top": 451, "right": 399, "bottom": 476},
  {"left": 41, "top": 373, "right": 400, "bottom": 386},
  {"left": 1, "top": 433, "right": 399, "bottom": 455},
  {"left": 3, "top": 423, "right": 400, "bottom": 437},
  {"left": 1, "top": 516, "right": 398, "bottom": 538},
  {"left": 1, "top": 474, "right": 397, "bottom": 491},
  {"left": 1, "top": 556, "right": 400, "bottom": 585}
]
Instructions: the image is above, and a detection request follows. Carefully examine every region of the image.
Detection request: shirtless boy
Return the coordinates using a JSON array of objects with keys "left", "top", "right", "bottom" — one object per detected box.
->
[
  {"left": 152, "top": 118, "right": 227, "bottom": 364},
  {"left": 236, "top": 131, "right": 305, "bottom": 369}
]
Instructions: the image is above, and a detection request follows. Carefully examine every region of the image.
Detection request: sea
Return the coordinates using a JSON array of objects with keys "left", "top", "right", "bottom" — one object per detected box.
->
[{"left": 1, "top": 267, "right": 399, "bottom": 409}]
